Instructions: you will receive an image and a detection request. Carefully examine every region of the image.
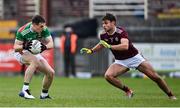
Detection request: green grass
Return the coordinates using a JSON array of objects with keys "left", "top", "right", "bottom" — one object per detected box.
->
[{"left": 0, "top": 76, "right": 179, "bottom": 107}]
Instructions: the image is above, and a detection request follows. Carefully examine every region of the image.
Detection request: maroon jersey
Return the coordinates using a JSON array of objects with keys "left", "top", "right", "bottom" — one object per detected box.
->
[{"left": 100, "top": 27, "right": 138, "bottom": 60}]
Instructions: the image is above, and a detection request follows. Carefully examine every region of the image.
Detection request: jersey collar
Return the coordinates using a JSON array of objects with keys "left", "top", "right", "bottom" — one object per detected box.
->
[
  {"left": 107, "top": 27, "right": 116, "bottom": 35},
  {"left": 30, "top": 24, "right": 34, "bottom": 32}
]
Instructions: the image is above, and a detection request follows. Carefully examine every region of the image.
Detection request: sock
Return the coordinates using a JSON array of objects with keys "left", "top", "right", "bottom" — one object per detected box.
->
[
  {"left": 122, "top": 85, "right": 130, "bottom": 92},
  {"left": 167, "top": 91, "right": 173, "bottom": 97},
  {"left": 22, "top": 82, "right": 29, "bottom": 91},
  {"left": 41, "top": 89, "right": 48, "bottom": 97}
]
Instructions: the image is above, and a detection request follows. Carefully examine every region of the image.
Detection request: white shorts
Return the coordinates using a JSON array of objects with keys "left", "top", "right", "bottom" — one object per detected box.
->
[
  {"left": 13, "top": 51, "right": 45, "bottom": 64},
  {"left": 113, "top": 54, "right": 145, "bottom": 68}
]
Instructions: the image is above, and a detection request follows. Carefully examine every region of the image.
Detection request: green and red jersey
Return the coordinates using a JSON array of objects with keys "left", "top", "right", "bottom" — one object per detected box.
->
[{"left": 16, "top": 22, "right": 51, "bottom": 42}]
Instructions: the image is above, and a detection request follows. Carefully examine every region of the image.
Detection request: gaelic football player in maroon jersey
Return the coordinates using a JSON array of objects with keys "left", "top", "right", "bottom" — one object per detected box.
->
[{"left": 80, "top": 13, "right": 176, "bottom": 100}]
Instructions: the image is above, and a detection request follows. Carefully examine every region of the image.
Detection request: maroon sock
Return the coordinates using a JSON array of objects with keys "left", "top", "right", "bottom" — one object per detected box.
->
[
  {"left": 167, "top": 92, "right": 173, "bottom": 97},
  {"left": 122, "top": 85, "right": 130, "bottom": 92}
]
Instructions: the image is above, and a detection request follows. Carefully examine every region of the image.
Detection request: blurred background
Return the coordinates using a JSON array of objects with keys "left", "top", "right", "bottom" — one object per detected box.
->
[{"left": 0, "top": 0, "right": 180, "bottom": 78}]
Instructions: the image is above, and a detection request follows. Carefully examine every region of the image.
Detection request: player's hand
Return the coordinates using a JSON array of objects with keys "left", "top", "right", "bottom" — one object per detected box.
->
[
  {"left": 23, "top": 41, "right": 32, "bottom": 50},
  {"left": 40, "top": 43, "right": 47, "bottom": 53},
  {"left": 99, "top": 40, "right": 111, "bottom": 49},
  {"left": 80, "top": 48, "right": 93, "bottom": 54}
]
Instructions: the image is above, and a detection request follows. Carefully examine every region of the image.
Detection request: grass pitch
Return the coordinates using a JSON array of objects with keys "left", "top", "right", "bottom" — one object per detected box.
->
[{"left": 0, "top": 76, "right": 179, "bottom": 107}]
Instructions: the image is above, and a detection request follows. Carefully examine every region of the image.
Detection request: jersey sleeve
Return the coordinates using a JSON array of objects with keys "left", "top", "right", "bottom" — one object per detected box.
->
[
  {"left": 42, "top": 27, "right": 51, "bottom": 38},
  {"left": 16, "top": 31, "right": 24, "bottom": 41},
  {"left": 119, "top": 28, "right": 128, "bottom": 39},
  {"left": 120, "top": 31, "right": 128, "bottom": 38}
]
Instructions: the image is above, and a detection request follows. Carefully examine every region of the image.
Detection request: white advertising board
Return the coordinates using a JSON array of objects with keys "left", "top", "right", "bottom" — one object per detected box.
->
[{"left": 134, "top": 43, "right": 180, "bottom": 71}]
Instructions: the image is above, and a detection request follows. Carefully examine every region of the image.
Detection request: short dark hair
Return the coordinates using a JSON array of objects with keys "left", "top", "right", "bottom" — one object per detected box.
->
[
  {"left": 102, "top": 13, "right": 116, "bottom": 22},
  {"left": 32, "top": 15, "right": 45, "bottom": 24}
]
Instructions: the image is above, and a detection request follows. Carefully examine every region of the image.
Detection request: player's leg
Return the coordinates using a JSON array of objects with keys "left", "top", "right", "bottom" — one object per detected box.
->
[
  {"left": 36, "top": 57, "right": 55, "bottom": 99},
  {"left": 19, "top": 52, "right": 40, "bottom": 99},
  {"left": 104, "top": 64, "right": 133, "bottom": 97},
  {"left": 22, "top": 54, "right": 40, "bottom": 84},
  {"left": 137, "top": 61, "right": 176, "bottom": 99}
]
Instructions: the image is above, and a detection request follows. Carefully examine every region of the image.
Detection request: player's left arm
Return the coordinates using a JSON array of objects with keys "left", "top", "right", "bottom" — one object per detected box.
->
[
  {"left": 41, "top": 27, "right": 54, "bottom": 51},
  {"left": 111, "top": 38, "right": 129, "bottom": 51},
  {"left": 43, "top": 36, "right": 54, "bottom": 50}
]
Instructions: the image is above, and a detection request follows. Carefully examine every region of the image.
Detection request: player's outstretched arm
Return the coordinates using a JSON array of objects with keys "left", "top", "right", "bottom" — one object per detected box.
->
[
  {"left": 80, "top": 43, "right": 104, "bottom": 54},
  {"left": 80, "top": 48, "right": 93, "bottom": 54}
]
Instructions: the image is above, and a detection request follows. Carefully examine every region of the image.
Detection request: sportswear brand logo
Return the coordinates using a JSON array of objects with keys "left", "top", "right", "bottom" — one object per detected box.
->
[{"left": 110, "top": 37, "right": 113, "bottom": 42}]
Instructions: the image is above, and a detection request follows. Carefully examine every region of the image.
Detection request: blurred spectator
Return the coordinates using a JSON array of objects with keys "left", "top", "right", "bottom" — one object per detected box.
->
[{"left": 60, "top": 26, "right": 78, "bottom": 78}]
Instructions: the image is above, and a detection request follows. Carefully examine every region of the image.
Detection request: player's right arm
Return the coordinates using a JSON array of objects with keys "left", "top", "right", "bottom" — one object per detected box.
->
[
  {"left": 14, "top": 30, "right": 31, "bottom": 52},
  {"left": 80, "top": 41, "right": 104, "bottom": 54},
  {"left": 14, "top": 39, "right": 24, "bottom": 52},
  {"left": 80, "top": 43, "right": 103, "bottom": 54},
  {"left": 91, "top": 43, "right": 104, "bottom": 53},
  {"left": 14, "top": 30, "right": 24, "bottom": 52}
]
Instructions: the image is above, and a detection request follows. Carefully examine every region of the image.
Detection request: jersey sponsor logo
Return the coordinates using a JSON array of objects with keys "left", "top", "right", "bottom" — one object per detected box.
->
[
  {"left": 109, "top": 37, "right": 114, "bottom": 43},
  {"left": 26, "top": 38, "right": 33, "bottom": 40}
]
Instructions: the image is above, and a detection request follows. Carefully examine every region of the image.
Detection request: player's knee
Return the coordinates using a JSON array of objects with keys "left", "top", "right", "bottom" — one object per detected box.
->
[
  {"left": 104, "top": 73, "right": 113, "bottom": 80},
  {"left": 47, "top": 70, "right": 55, "bottom": 79},
  {"left": 50, "top": 70, "right": 55, "bottom": 77},
  {"left": 30, "top": 58, "right": 39, "bottom": 68}
]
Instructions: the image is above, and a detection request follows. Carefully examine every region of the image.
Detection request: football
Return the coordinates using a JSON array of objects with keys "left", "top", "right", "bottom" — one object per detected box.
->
[{"left": 29, "top": 40, "right": 42, "bottom": 54}]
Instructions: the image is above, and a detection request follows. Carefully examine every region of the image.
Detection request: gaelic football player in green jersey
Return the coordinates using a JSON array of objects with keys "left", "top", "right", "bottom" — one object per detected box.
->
[{"left": 13, "top": 15, "right": 54, "bottom": 99}]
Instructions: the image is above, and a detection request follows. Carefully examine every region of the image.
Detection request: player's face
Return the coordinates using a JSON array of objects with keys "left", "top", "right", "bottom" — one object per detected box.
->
[
  {"left": 102, "top": 20, "right": 115, "bottom": 32},
  {"left": 33, "top": 23, "right": 45, "bottom": 33}
]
